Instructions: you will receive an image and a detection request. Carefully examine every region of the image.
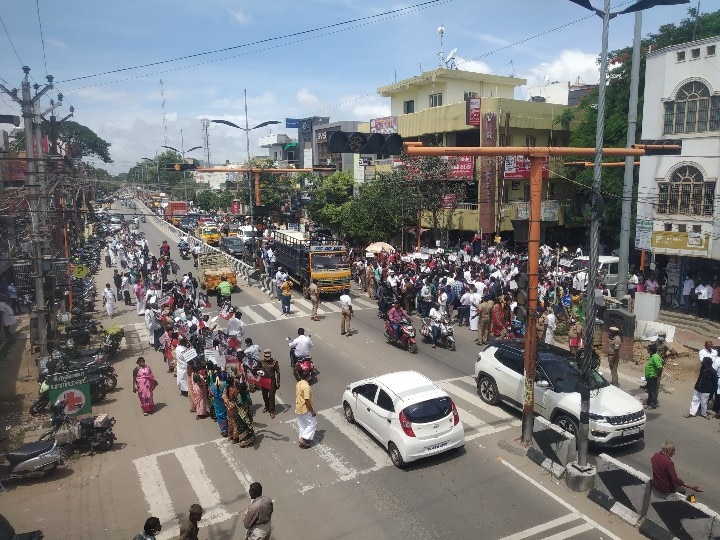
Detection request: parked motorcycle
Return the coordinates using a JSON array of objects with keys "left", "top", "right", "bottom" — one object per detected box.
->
[
  {"left": 0, "top": 514, "right": 44, "bottom": 539},
  {"left": 0, "top": 439, "right": 63, "bottom": 482},
  {"left": 39, "top": 399, "right": 116, "bottom": 452},
  {"left": 420, "top": 315, "right": 456, "bottom": 351},
  {"left": 384, "top": 317, "right": 418, "bottom": 353},
  {"left": 45, "top": 355, "right": 118, "bottom": 391}
]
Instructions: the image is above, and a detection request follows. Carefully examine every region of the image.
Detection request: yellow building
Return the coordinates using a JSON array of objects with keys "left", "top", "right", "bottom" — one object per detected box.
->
[{"left": 371, "top": 67, "right": 582, "bottom": 243}]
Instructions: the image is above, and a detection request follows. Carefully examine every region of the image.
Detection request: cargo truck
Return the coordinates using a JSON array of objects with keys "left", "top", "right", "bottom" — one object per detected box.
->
[
  {"left": 273, "top": 230, "right": 351, "bottom": 294},
  {"left": 164, "top": 201, "right": 189, "bottom": 224}
]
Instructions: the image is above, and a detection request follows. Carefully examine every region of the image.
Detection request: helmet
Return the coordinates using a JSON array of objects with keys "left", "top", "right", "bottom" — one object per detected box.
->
[{"left": 296, "top": 359, "right": 313, "bottom": 373}]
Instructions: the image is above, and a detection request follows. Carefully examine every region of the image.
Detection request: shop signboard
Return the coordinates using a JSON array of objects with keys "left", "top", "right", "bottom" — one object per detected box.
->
[
  {"left": 48, "top": 369, "right": 91, "bottom": 416},
  {"left": 635, "top": 219, "right": 653, "bottom": 251}
]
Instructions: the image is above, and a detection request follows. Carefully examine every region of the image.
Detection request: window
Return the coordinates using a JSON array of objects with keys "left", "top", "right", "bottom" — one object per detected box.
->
[
  {"left": 287, "top": 150, "right": 295, "bottom": 161},
  {"left": 677, "top": 51, "right": 686, "bottom": 62},
  {"left": 708, "top": 45, "right": 717, "bottom": 57},
  {"left": 547, "top": 182, "right": 557, "bottom": 199},
  {"left": 464, "top": 91, "right": 478, "bottom": 101},
  {"left": 657, "top": 165, "right": 715, "bottom": 216},
  {"left": 376, "top": 390, "right": 394, "bottom": 412},
  {"left": 495, "top": 349, "right": 524, "bottom": 375},
  {"left": 403, "top": 397, "right": 452, "bottom": 423},
  {"left": 664, "top": 223, "right": 673, "bottom": 231},
  {"left": 403, "top": 100, "right": 415, "bottom": 114},
  {"left": 525, "top": 135, "right": 536, "bottom": 147},
  {"left": 354, "top": 384, "right": 378, "bottom": 401},
  {"left": 663, "top": 81, "right": 720, "bottom": 134},
  {"left": 693, "top": 225, "right": 702, "bottom": 233},
  {"left": 429, "top": 93, "right": 443, "bottom": 108},
  {"left": 678, "top": 224, "right": 686, "bottom": 232},
  {"left": 691, "top": 48, "right": 701, "bottom": 59}
]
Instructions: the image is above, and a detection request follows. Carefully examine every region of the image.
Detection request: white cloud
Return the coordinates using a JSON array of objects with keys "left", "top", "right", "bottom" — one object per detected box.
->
[
  {"left": 296, "top": 89, "right": 322, "bottom": 108},
  {"left": 522, "top": 49, "right": 599, "bottom": 89},
  {"left": 455, "top": 56, "right": 493, "bottom": 74},
  {"left": 46, "top": 38, "right": 68, "bottom": 50},
  {"left": 68, "top": 87, "right": 129, "bottom": 102},
  {"left": 229, "top": 9, "right": 251, "bottom": 25},
  {"left": 338, "top": 94, "right": 390, "bottom": 120},
  {"left": 474, "top": 33, "right": 508, "bottom": 46}
]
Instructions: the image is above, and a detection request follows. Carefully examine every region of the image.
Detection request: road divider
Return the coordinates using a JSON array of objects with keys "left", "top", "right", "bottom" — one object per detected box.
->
[
  {"left": 587, "top": 453, "right": 650, "bottom": 526},
  {"left": 526, "top": 416, "right": 577, "bottom": 479}
]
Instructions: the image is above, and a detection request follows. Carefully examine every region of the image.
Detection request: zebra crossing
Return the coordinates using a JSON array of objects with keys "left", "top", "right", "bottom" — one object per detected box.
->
[{"left": 133, "top": 374, "right": 520, "bottom": 539}]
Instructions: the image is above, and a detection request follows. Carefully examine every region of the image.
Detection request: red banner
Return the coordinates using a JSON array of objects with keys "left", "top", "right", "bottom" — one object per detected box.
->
[{"left": 243, "top": 367, "right": 272, "bottom": 390}]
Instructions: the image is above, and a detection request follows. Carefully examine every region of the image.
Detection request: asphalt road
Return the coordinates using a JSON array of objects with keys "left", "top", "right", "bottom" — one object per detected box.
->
[{"left": 5, "top": 201, "right": 714, "bottom": 539}]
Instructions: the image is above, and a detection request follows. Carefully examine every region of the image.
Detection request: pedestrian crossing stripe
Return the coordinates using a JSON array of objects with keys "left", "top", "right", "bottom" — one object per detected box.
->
[{"left": 133, "top": 374, "right": 520, "bottom": 539}]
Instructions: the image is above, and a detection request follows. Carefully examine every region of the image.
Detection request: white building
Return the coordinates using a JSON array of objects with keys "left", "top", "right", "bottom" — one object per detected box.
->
[
  {"left": 193, "top": 162, "right": 244, "bottom": 190},
  {"left": 636, "top": 36, "right": 720, "bottom": 291}
]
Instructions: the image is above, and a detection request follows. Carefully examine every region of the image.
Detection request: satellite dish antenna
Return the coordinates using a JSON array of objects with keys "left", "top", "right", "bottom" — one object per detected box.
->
[{"left": 445, "top": 47, "right": 458, "bottom": 69}]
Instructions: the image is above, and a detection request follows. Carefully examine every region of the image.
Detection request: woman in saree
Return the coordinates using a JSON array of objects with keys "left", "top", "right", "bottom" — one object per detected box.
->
[
  {"left": 234, "top": 374, "right": 256, "bottom": 448},
  {"left": 192, "top": 359, "right": 211, "bottom": 420},
  {"left": 224, "top": 368, "right": 239, "bottom": 443},
  {"left": 133, "top": 357, "right": 158, "bottom": 416},
  {"left": 209, "top": 368, "right": 228, "bottom": 436}
]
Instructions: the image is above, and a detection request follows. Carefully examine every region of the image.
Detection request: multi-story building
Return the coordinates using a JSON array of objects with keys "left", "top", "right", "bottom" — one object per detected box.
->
[
  {"left": 258, "top": 133, "right": 298, "bottom": 168},
  {"left": 372, "top": 67, "right": 581, "bottom": 243},
  {"left": 635, "top": 36, "right": 720, "bottom": 296}
]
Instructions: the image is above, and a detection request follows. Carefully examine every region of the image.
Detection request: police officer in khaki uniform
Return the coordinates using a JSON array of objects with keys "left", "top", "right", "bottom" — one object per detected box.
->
[{"left": 477, "top": 295, "right": 494, "bottom": 345}]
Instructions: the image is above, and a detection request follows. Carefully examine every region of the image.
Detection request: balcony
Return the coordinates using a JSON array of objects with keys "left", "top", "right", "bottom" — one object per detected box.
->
[{"left": 499, "top": 200, "right": 571, "bottom": 231}]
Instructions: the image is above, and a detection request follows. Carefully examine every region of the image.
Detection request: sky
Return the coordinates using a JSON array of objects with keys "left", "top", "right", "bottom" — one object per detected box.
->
[{"left": 0, "top": 0, "right": 699, "bottom": 175}]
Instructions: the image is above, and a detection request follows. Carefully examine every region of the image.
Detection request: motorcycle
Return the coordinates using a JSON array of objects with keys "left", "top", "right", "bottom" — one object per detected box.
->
[
  {"left": 384, "top": 317, "right": 418, "bottom": 353},
  {"left": 0, "top": 440, "right": 63, "bottom": 483},
  {"left": 178, "top": 242, "right": 191, "bottom": 260},
  {"left": 420, "top": 315, "right": 456, "bottom": 351},
  {"left": 377, "top": 294, "right": 395, "bottom": 319},
  {"left": 288, "top": 338, "right": 317, "bottom": 383},
  {"left": 39, "top": 399, "right": 116, "bottom": 452},
  {"left": 45, "top": 355, "right": 117, "bottom": 391},
  {"left": 0, "top": 514, "right": 44, "bottom": 539}
]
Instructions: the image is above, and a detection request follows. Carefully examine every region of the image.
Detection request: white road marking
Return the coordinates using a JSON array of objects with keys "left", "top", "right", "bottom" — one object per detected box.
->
[
  {"left": 133, "top": 455, "right": 177, "bottom": 539},
  {"left": 500, "top": 459, "right": 623, "bottom": 540},
  {"left": 174, "top": 446, "right": 235, "bottom": 529},
  {"left": 285, "top": 418, "right": 358, "bottom": 480},
  {"left": 543, "top": 522, "right": 596, "bottom": 539},
  {"left": 497, "top": 513, "right": 581, "bottom": 540},
  {"left": 439, "top": 380, "right": 515, "bottom": 420},
  {"left": 213, "top": 439, "right": 252, "bottom": 492},
  {"left": 260, "top": 302, "right": 285, "bottom": 319},
  {"left": 239, "top": 305, "right": 269, "bottom": 325},
  {"left": 454, "top": 405, "right": 521, "bottom": 441},
  {"left": 320, "top": 405, "right": 390, "bottom": 470}
]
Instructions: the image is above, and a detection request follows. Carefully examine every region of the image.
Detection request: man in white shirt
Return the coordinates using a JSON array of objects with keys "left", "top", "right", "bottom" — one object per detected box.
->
[
  {"left": 289, "top": 327, "right": 313, "bottom": 366},
  {"left": 698, "top": 341, "right": 718, "bottom": 364},
  {"left": 226, "top": 311, "right": 245, "bottom": 338},
  {"left": 696, "top": 281, "right": 710, "bottom": 318},
  {"left": 339, "top": 291, "right": 353, "bottom": 336},
  {"left": 682, "top": 276, "right": 695, "bottom": 310},
  {"left": 545, "top": 309, "right": 557, "bottom": 346}
]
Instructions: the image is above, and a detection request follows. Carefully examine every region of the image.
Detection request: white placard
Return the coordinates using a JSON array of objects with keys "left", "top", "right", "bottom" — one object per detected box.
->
[
  {"left": 182, "top": 348, "right": 198, "bottom": 362},
  {"left": 204, "top": 348, "right": 223, "bottom": 368}
]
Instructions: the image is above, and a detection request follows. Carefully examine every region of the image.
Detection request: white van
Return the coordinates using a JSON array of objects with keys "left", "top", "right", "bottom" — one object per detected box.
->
[{"left": 570, "top": 256, "right": 620, "bottom": 290}]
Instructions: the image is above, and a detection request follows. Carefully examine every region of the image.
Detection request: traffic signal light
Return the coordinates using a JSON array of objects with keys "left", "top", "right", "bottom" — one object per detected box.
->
[
  {"left": 514, "top": 265, "right": 529, "bottom": 323},
  {"left": 164, "top": 163, "right": 197, "bottom": 171},
  {"left": 327, "top": 131, "right": 403, "bottom": 155}
]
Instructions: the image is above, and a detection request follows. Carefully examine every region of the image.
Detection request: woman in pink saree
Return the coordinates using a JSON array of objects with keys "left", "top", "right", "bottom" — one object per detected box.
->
[
  {"left": 133, "top": 357, "right": 158, "bottom": 416},
  {"left": 191, "top": 359, "right": 211, "bottom": 419}
]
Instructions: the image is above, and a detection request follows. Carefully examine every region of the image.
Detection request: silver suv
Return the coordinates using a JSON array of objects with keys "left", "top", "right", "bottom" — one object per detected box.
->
[{"left": 474, "top": 341, "right": 645, "bottom": 448}]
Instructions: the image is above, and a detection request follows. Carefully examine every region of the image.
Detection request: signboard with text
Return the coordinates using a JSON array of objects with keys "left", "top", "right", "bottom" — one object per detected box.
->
[
  {"left": 635, "top": 219, "right": 653, "bottom": 251},
  {"left": 466, "top": 97, "right": 481, "bottom": 126},
  {"left": 48, "top": 369, "right": 91, "bottom": 415},
  {"left": 370, "top": 116, "right": 398, "bottom": 134},
  {"left": 504, "top": 155, "right": 550, "bottom": 180},
  {"left": 651, "top": 231, "right": 709, "bottom": 254}
]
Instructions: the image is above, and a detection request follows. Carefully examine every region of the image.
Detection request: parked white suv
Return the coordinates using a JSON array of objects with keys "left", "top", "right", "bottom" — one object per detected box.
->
[{"left": 474, "top": 341, "right": 645, "bottom": 447}]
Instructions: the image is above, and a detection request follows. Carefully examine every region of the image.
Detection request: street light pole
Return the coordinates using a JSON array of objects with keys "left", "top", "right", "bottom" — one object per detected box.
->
[
  {"left": 244, "top": 89, "right": 254, "bottom": 230},
  {"left": 161, "top": 142, "right": 201, "bottom": 200}
]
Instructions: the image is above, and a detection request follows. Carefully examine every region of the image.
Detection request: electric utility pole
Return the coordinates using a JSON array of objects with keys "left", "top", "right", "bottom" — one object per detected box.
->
[{"left": 0, "top": 67, "right": 54, "bottom": 355}]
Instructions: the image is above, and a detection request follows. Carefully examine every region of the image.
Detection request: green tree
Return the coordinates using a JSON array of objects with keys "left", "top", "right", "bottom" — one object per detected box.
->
[
  {"left": 307, "top": 171, "right": 354, "bottom": 230},
  {"left": 567, "top": 7, "right": 720, "bottom": 246},
  {"left": 340, "top": 172, "right": 404, "bottom": 244},
  {"left": 12, "top": 120, "right": 112, "bottom": 163}
]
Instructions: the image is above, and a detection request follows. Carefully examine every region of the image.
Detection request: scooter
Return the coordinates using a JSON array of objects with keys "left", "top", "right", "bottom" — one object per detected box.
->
[
  {"left": 0, "top": 439, "right": 63, "bottom": 482},
  {"left": 420, "top": 315, "right": 456, "bottom": 351},
  {"left": 39, "top": 399, "right": 116, "bottom": 452},
  {"left": 178, "top": 242, "right": 191, "bottom": 259},
  {"left": 289, "top": 346, "right": 317, "bottom": 383},
  {"left": 30, "top": 371, "right": 109, "bottom": 415},
  {"left": 384, "top": 317, "right": 418, "bottom": 353}
]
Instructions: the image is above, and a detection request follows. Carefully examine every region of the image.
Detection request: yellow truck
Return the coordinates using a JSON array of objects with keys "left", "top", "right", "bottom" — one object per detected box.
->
[
  {"left": 197, "top": 225, "right": 220, "bottom": 246},
  {"left": 273, "top": 230, "right": 351, "bottom": 294},
  {"left": 197, "top": 253, "right": 237, "bottom": 291}
]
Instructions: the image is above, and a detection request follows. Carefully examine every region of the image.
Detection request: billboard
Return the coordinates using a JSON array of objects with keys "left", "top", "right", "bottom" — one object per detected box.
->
[
  {"left": 370, "top": 116, "right": 398, "bottom": 134},
  {"left": 503, "top": 155, "right": 550, "bottom": 179},
  {"left": 286, "top": 118, "right": 301, "bottom": 129},
  {"left": 466, "top": 97, "right": 481, "bottom": 126}
]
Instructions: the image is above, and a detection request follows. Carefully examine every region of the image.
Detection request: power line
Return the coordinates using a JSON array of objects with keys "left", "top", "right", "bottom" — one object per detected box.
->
[
  {"left": 35, "top": 0, "right": 49, "bottom": 76},
  {"left": 0, "top": 13, "right": 23, "bottom": 67}
]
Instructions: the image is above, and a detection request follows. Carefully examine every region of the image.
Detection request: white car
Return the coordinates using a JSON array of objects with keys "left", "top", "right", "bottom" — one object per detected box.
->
[
  {"left": 342, "top": 371, "right": 465, "bottom": 468},
  {"left": 474, "top": 341, "right": 645, "bottom": 448}
]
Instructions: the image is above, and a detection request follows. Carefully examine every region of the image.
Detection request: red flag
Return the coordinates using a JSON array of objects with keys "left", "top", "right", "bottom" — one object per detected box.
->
[{"left": 244, "top": 366, "right": 272, "bottom": 390}]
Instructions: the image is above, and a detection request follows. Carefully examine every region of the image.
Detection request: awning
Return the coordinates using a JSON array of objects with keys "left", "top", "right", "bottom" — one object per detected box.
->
[{"left": 284, "top": 142, "right": 298, "bottom": 150}]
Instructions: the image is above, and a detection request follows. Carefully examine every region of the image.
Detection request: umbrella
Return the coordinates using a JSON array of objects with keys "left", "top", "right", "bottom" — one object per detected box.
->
[{"left": 365, "top": 241, "right": 396, "bottom": 254}]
